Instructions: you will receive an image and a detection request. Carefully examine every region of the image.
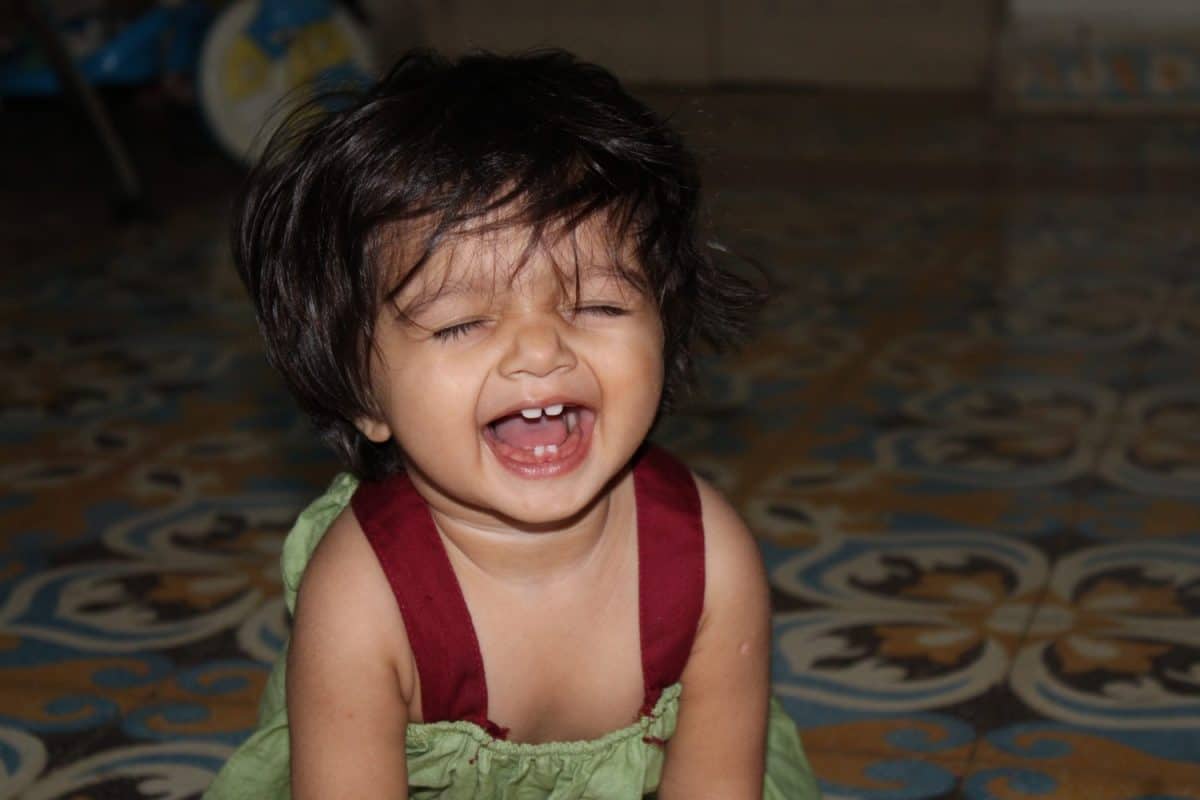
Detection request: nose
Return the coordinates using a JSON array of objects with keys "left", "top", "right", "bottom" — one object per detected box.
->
[{"left": 497, "top": 314, "right": 577, "bottom": 379}]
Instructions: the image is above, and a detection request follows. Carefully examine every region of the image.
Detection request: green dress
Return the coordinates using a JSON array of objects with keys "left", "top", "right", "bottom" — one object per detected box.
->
[{"left": 206, "top": 458, "right": 821, "bottom": 799}]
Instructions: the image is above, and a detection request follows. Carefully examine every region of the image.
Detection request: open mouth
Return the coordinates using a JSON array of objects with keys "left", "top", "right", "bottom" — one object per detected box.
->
[{"left": 483, "top": 402, "right": 595, "bottom": 474}]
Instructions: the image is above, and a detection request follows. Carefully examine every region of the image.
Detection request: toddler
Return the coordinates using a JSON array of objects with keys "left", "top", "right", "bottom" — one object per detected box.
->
[{"left": 206, "top": 49, "right": 819, "bottom": 799}]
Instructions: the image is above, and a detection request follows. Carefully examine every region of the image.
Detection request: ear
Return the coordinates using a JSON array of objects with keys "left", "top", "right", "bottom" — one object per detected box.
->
[{"left": 354, "top": 415, "right": 393, "bottom": 444}]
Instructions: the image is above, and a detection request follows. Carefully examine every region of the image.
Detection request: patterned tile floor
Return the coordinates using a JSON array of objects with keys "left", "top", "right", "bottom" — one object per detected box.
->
[{"left": 2, "top": 92, "right": 1199, "bottom": 798}]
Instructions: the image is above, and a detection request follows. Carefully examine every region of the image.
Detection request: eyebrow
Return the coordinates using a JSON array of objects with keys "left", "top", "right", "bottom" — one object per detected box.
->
[
  {"left": 393, "top": 262, "right": 636, "bottom": 317},
  {"left": 391, "top": 280, "right": 488, "bottom": 320}
]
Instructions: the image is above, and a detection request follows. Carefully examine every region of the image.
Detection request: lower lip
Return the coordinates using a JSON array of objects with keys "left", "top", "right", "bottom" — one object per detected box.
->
[{"left": 482, "top": 409, "right": 595, "bottom": 479}]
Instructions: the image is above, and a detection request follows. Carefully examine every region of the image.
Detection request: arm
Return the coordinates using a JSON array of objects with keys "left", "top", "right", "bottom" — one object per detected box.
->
[
  {"left": 658, "top": 477, "right": 771, "bottom": 799},
  {"left": 287, "top": 508, "right": 416, "bottom": 799}
]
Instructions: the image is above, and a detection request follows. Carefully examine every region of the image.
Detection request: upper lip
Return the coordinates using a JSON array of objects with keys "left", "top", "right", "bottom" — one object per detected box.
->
[{"left": 484, "top": 396, "right": 590, "bottom": 425}]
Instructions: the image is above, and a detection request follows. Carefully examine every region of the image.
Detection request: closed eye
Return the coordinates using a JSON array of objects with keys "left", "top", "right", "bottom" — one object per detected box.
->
[
  {"left": 431, "top": 320, "right": 485, "bottom": 341},
  {"left": 577, "top": 305, "right": 628, "bottom": 317}
]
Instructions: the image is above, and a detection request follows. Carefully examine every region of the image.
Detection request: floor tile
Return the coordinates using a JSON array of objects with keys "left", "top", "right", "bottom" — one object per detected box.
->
[
  {"left": 1094, "top": 403, "right": 1200, "bottom": 504},
  {"left": 1005, "top": 537, "right": 1199, "bottom": 724},
  {"left": 964, "top": 729, "right": 1200, "bottom": 799},
  {"left": 957, "top": 536, "right": 1200, "bottom": 798},
  {"left": 9, "top": 732, "right": 232, "bottom": 799},
  {"left": 738, "top": 399, "right": 1088, "bottom": 540},
  {"left": 765, "top": 526, "right": 1050, "bottom": 751},
  {"left": 806, "top": 746, "right": 970, "bottom": 800},
  {"left": 1076, "top": 486, "right": 1200, "bottom": 540},
  {"left": 7, "top": 89, "right": 1200, "bottom": 797}
]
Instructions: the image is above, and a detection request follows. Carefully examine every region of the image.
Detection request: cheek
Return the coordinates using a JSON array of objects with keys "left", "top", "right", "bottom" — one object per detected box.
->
[
  {"left": 605, "top": 327, "right": 665, "bottom": 402},
  {"left": 640, "top": 319, "right": 667, "bottom": 382},
  {"left": 372, "top": 351, "right": 471, "bottom": 435}
]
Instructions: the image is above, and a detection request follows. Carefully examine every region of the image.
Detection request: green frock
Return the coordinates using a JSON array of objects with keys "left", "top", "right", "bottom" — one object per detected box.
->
[{"left": 205, "top": 462, "right": 821, "bottom": 799}]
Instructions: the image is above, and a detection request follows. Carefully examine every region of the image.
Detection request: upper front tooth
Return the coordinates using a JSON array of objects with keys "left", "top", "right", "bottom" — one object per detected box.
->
[
  {"left": 544, "top": 404, "right": 564, "bottom": 416},
  {"left": 520, "top": 408, "right": 542, "bottom": 419}
]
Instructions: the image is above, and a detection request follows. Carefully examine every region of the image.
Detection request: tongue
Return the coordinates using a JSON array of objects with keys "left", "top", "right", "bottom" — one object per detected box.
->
[{"left": 491, "top": 415, "right": 569, "bottom": 450}]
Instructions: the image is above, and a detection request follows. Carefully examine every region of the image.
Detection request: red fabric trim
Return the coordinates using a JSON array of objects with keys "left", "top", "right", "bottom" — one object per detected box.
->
[
  {"left": 351, "top": 472, "right": 500, "bottom": 734},
  {"left": 634, "top": 446, "right": 706, "bottom": 714},
  {"left": 350, "top": 445, "right": 705, "bottom": 733}
]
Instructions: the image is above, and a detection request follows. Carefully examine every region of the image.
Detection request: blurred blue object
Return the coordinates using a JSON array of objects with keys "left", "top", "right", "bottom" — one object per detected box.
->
[
  {"left": 0, "top": 2, "right": 214, "bottom": 95},
  {"left": 1, "top": 0, "right": 377, "bottom": 204}
]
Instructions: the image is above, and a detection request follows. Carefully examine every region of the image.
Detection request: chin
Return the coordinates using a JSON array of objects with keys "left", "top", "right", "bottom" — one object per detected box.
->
[{"left": 490, "top": 481, "right": 602, "bottom": 528}]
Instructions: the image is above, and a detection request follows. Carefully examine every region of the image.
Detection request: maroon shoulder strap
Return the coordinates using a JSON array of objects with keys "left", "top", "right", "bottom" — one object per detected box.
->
[
  {"left": 351, "top": 446, "right": 705, "bottom": 732},
  {"left": 351, "top": 472, "right": 505, "bottom": 737},
  {"left": 634, "top": 446, "right": 706, "bottom": 713}
]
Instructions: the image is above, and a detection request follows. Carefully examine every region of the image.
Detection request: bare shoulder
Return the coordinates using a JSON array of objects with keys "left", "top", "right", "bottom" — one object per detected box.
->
[
  {"left": 691, "top": 475, "right": 770, "bottom": 618},
  {"left": 291, "top": 505, "right": 415, "bottom": 702},
  {"left": 297, "top": 504, "right": 392, "bottom": 624},
  {"left": 657, "top": 473, "right": 770, "bottom": 796},
  {"left": 288, "top": 506, "right": 414, "bottom": 794}
]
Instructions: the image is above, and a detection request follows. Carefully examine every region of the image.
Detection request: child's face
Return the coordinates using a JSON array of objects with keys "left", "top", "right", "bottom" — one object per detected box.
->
[{"left": 357, "top": 218, "right": 665, "bottom": 527}]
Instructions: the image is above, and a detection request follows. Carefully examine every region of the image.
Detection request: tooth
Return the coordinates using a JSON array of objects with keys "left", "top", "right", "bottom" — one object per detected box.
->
[
  {"left": 566, "top": 410, "right": 578, "bottom": 433},
  {"left": 546, "top": 444, "right": 558, "bottom": 455},
  {"left": 520, "top": 408, "right": 542, "bottom": 420},
  {"left": 534, "top": 445, "right": 546, "bottom": 457},
  {"left": 544, "top": 404, "right": 564, "bottom": 416}
]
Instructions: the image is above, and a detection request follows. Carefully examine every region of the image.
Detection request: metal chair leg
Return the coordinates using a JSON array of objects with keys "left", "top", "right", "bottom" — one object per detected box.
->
[{"left": 19, "top": 0, "right": 144, "bottom": 207}]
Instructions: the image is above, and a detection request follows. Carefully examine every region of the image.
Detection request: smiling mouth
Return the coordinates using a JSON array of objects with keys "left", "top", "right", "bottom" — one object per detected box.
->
[{"left": 483, "top": 404, "right": 595, "bottom": 473}]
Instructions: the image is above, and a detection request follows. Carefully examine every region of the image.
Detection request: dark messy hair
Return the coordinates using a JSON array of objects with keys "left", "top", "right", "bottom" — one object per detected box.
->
[{"left": 234, "top": 48, "right": 762, "bottom": 480}]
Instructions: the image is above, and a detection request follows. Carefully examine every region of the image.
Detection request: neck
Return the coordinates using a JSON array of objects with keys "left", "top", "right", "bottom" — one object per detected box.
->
[{"left": 413, "top": 469, "right": 636, "bottom": 587}]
